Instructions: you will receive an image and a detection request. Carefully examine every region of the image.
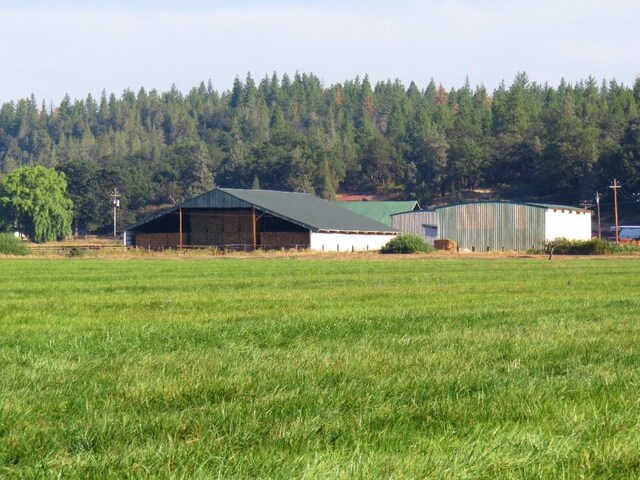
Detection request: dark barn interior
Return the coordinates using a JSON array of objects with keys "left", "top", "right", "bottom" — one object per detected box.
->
[{"left": 131, "top": 208, "right": 309, "bottom": 249}]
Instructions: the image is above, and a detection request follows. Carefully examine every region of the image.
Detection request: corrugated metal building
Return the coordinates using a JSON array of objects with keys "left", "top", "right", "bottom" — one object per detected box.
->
[
  {"left": 336, "top": 201, "right": 420, "bottom": 226},
  {"left": 436, "top": 202, "right": 591, "bottom": 251},
  {"left": 391, "top": 210, "right": 438, "bottom": 244},
  {"left": 390, "top": 202, "right": 591, "bottom": 251},
  {"left": 123, "top": 188, "right": 397, "bottom": 252}
]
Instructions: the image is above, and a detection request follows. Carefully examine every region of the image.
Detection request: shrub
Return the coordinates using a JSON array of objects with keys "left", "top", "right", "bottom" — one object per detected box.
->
[
  {"left": 547, "top": 238, "right": 606, "bottom": 255},
  {"left": 0, "top": 233, "right": 29, "bottom": 256},
  {"left": 381, "top": 234, "right": 434, "bottom": 254},
  {"left": 67, "top": 246, "right": 85, "bottom": 257},
  {"left": 546, "top": 238, "right": 640, "bottom": 255}
]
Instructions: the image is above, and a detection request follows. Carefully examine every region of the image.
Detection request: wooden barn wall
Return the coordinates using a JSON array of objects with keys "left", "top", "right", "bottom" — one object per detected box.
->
[
  {"left": 135, "top": 233, "right": 190, "bottom": 248},
  {"left": 260, "top": 231, "right": 310, "bottom": 247}
]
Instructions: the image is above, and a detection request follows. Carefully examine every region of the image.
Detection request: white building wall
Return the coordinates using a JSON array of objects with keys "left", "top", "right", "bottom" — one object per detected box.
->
[
  {"left": 545, "top": 209, "right": 592, "bottom": 241},
  {"left": 309, "top": 232, "right": 396, "bottom": 252}
]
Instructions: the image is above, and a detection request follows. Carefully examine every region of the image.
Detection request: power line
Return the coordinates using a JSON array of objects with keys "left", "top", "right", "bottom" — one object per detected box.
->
[
  {"left": 618, "top": 186, "right": 636, "bottom": 201},
  {"left": 596, "top": 199, "right": 640, "bottom": 207}
]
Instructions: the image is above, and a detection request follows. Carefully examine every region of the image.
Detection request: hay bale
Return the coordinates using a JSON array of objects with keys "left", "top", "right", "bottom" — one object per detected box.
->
[{"left": 434, "top": 239, "right": 456, "bottom": 251}]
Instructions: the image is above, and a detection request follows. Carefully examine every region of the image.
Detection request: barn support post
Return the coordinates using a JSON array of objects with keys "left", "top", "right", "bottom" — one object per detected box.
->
[
  {"left": 252, "top": 208, "right": 257, "bottom": 250},
  {"left": 179, "top": 207, "right": 183, "bottom": 249}
]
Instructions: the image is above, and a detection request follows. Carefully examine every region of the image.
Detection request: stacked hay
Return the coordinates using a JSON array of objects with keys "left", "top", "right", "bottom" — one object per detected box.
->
[{"left": 434, "top": 239, "right": 456, "bottom": 251}]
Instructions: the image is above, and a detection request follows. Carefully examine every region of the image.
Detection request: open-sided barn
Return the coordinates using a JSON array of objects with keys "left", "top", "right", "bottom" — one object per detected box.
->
[
  {"left": 123, "top": 188, "right": 397, "bottom": 252},
  {"left": 391, "top": 202, "right": 592, "bottom": 251}
]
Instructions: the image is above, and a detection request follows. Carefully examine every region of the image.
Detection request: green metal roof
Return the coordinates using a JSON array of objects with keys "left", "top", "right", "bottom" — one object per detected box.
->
[
  {"left": 217, "top": 189, "right": 397, "bottom": 233},
  {"left": 335, "top": 201, "right": 420, "bottom": 226},
  {"left": 125, "top": 188, "right": 397, "bottom": 234}
]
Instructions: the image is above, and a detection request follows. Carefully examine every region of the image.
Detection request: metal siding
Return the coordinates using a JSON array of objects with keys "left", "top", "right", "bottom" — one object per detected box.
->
[
  {"left": 437, "top": 203, "right": 545, "bottom": 251},
  {"left": 391, "top": 211, "right": 438, "bottom": 238},
  {"left": 181, "top": 189, "right": 253, "bottom": 209}
]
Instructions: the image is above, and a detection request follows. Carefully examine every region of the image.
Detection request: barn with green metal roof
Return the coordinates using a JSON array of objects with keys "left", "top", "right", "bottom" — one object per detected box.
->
[{"left": 123, "top": 188, "right": 398, "bottom": 252}]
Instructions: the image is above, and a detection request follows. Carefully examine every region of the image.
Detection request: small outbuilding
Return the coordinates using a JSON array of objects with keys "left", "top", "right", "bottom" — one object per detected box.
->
[{"left": 123, "top": 188, "right": 397, "bottom": 252}]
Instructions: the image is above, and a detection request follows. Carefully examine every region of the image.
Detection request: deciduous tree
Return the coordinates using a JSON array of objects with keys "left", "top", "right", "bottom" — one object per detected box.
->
[{"left": 0, "top": 165, "right": 73, "bottom": 242}]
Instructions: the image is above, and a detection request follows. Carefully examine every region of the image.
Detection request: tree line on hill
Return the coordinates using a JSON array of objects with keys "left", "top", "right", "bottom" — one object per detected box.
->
[{"left": 0, "top": 72, "right": 639, "bottom": 234}]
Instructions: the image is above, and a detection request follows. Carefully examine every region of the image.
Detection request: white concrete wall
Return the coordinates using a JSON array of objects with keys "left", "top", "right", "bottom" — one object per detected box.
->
[
  {"left": 309, "top": 232, "right": 396, "bottom": 252},
  {"left": 545, "top": 209, "right": 592, "bottom": 241}
]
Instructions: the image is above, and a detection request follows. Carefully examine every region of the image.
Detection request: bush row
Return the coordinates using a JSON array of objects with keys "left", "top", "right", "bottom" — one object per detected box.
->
[{"left": 545, "top": 238, "right": 640, "bottom": 255}]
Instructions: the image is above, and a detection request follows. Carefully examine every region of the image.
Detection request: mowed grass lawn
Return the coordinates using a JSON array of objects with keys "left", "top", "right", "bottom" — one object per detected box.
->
[{"left": 1, "top": 256, "right": 639, "bottom": 478}]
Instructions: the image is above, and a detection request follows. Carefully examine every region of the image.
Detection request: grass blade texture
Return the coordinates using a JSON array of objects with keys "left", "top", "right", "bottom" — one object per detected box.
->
[{"left": 0, "top": 257, "right": 639, "bottom": 478}]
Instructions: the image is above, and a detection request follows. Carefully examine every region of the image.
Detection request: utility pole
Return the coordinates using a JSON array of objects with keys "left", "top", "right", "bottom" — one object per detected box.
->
[
  {"left": 595, "top": 191, "right": 601, "bottom": 239},
  {"left": 111, "top": 188, "right": 121, "bottom": 237},
  {"left": 609, "top": 179, "right": 620, "bottom": 243}
]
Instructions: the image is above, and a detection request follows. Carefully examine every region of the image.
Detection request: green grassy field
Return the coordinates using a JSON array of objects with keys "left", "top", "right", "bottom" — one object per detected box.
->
[{"left": 1, "top": 256, "right": 639, "bottom": 478}]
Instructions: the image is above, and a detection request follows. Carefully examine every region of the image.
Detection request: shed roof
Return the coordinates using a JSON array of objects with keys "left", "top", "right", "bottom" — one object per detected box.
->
[
  {"left": 336, "top": 201, "right": 420, "bottom": 226},
  {"left": 434, "top": 201, "right": 590, "bottom": 213},
  {"left": 125, "top": 188, "right": 397, "bottom": 234}
]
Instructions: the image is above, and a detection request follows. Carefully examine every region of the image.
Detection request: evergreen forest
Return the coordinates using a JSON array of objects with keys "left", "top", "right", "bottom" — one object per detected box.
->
[{"left": 1, "top": 72, "right": 639, "bottom": 233}]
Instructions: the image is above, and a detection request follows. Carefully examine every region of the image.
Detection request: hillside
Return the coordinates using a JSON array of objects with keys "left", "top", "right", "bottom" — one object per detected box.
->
[{"left": 1, "top": 72, "right": 639, "bottom": 233}]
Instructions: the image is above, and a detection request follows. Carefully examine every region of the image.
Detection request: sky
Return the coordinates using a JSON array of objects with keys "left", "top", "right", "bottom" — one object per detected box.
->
[{"left": 0, "top": 0, "right": 638, "bottom": 105}]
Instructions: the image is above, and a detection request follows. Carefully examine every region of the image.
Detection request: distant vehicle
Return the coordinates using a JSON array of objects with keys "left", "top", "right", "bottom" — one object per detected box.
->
[{"left": 610, "top": 225, "right": 640, "bottom": 239}]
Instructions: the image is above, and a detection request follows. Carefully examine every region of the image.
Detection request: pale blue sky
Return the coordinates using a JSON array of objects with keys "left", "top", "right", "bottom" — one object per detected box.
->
[{"left": 1, "top": 0, "right": 638, "bottom": 104}]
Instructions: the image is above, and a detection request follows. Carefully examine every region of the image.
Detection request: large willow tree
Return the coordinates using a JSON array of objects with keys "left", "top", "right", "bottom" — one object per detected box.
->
[{"left": 0, "top": 166, "right": 74, "bottom": 242}]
